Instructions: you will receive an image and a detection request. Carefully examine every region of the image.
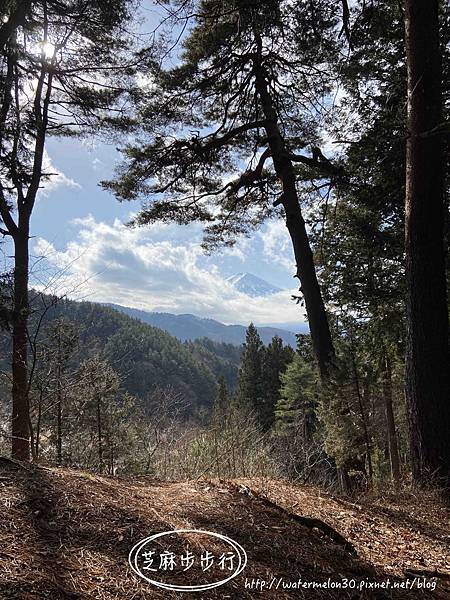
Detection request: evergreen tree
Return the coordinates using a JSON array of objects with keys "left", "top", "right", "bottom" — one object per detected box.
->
[
  {"left": 212, "top": 375, "right": 230, "bottom": 424},
  {"left": 404, "top": 0, "right": 450, "bottom": 484},
  {"left": 276, "top": 353, "right": 317, "bottom": 439},
  {"left": 31, "top": 317, "right": 79, "bottom": 462},
  {"left": 236, "top": 324, "right": 264, "bottom": 416},
  {"left": 105, "top": 0, "right": 351, "bottom": 377},
  {"left": 215, "top": 375, "right": 229, "bottom": 409},
  {"left": 75, "top": 356, "right": 121, "bottom": 473},
  {"left": 310, "top": 0, "right": 448, "bottom": 484},
  {"left": 275, "top": 352, "right": 330, "bottom": 483},
  {"left": 261, "top": 336, "right": 294, "bottom": 430}
]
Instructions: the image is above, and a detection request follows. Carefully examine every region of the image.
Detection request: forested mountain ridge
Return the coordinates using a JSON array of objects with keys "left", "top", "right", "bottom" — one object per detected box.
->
[
  {"left": 1, "top": 294, "right": 240, "bottom": 414},
  {"left": 103, "top": 303, "right": 300, "bottom": 346}
]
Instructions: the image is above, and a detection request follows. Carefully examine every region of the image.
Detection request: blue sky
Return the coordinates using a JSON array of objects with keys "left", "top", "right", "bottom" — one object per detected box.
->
[{"left": 23, "top": 134, "right": 307, "bottom": 329}]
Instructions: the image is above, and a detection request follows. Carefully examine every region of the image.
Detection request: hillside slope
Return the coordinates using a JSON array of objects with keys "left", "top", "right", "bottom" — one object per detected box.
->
[
  {"left": 0, "top": 296, "right": 240, "bottom": 413},
  {"left": 1, "top": 461, "right": 448, "bottom": 599}
]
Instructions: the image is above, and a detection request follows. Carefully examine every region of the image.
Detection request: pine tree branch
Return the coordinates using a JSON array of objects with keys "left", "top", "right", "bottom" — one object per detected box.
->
[
  {"left": 204, "top": 120, "right": 268, "bottom": 149},
  {"left": 289, "top": 151, "right": 343, "bottom": 177}
]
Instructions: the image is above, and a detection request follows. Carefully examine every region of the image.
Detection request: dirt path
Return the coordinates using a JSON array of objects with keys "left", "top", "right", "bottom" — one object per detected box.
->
[{"left": 0, "top": 461, "right": 448, "bottom": 599}]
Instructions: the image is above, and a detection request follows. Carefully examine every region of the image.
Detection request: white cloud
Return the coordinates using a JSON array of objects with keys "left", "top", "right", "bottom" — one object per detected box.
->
[
  {"left": 39, "top": 149, "right": 81, "bottom": 195},
  {"left": 259, "top": 219, "right": 295, "bottom": 272},
  {"left": 135, "top": 72, "right": 155, "bottom": 91},
  {"left": 92, "top": 157, "right": 105, "bottom": 171},
  {"left": 32, "top": 216, "right": 305, "bottom": 326}
]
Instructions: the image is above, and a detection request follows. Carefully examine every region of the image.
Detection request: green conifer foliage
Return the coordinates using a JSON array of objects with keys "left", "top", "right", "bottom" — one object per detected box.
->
[
  {"left": 236, "top": 323, "right": 264, "bottom": 415},
  {"left": 261, "top": 336, "right": 294, "bottom": 430}
]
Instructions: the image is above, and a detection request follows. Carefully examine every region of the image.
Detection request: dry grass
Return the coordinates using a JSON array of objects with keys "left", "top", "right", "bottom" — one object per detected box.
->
[{"left": 0, "top": 460, "right": 448, "bottom": 599}]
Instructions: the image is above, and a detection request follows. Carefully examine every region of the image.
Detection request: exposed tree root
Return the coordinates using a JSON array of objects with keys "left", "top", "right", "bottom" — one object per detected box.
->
[
  {"left": 404, "top": 568, "right": 450, "bottom": 581},
  {"left": 229, "top": 482, "right": 357, "bottom": 555}
]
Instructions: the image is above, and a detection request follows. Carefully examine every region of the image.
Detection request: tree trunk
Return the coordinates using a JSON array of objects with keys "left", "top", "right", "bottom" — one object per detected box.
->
[
  {"left": 97, "top": 397, "right": 103, "bottom": 472},
  {"left": 404, "top": 0, "right": 450, "bottom": 484},
  {"left": 35, "top": 390, "right": 43, "bottom": 459},
  {"left": 56, "top": 345, "right": 62, "bottom": 463},
  {"left": 11, "top": 231, "right": 30, "bottom": 460},
  {"left": 382, "top": 352, "right": 401, "bottom": 484},
  {"left": 253, "top": 59, "right": 336, "bottom": 378},
  {"left": 353, "top": 364, "right": 373, "bottom": 484}
]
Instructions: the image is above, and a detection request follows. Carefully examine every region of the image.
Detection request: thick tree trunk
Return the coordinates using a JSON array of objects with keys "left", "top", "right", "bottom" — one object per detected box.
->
[
  {"left": 404, "top": 0, "right": 450, "bottom": 484},
  {"left": 11, "top": 231, "right": 30, "bottom": 460},
  {"left": 284, "top": 203, "right": 336, "bottom": 378},
  {"left": 253, "top": 61, "right": 336, "bottom": 378},
  {"left": 382, "top": 352, "right": 401, "bottom": 484}
]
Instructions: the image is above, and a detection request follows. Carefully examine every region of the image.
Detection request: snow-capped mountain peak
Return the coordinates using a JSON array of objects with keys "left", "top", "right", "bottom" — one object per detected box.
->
[{"left": 226, "top": 272, "right": 282, "bottom": 297}]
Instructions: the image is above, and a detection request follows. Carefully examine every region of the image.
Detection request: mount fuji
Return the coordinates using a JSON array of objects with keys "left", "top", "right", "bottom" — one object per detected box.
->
[
  {"left": 226, "top": 272, "right": 282, "bottom": 297},
  {"left": 102, "top": 274, "right": 307, "bottom": 348}
]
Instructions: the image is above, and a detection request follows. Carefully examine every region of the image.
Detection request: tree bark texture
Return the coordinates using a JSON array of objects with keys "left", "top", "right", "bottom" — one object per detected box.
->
[
  {"left": 11, "top": 231, "right": 30, "bottom": 460},
  {"left": 404, "top": 0, "right": 450, "bottom": 483}
]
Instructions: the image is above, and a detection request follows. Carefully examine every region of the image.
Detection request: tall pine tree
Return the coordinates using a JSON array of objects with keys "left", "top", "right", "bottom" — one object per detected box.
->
[
  {"left": 277, "top": 353, "right": 317, "bottom": 439},
  {"left": 404, "top": 0, "right": 450, "bottom": 484},
  {"left": 105, "top": 0, "right": 350, "bottom": 377},
  {"left": 261, "top": 336, "right": 294, "bottom": 430},
  {"left": 236, "top": 324, "right": 264, "bottom": 417}
]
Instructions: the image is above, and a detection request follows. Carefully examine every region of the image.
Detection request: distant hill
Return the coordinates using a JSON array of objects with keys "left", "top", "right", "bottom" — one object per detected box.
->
[
  {"left": 226, "top": 272, "right": 281, "bottom": 296},
  {"left": 104, "top": 304, "right": 300, "bottom": 347},
  {"left": 0, "top": 295, "right": 242, "bottom": 415}
]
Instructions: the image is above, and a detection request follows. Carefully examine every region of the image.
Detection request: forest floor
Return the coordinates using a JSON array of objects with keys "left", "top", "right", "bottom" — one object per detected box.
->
[{"left": 0, "top": 459, "right": 449, "bottom": 599}]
